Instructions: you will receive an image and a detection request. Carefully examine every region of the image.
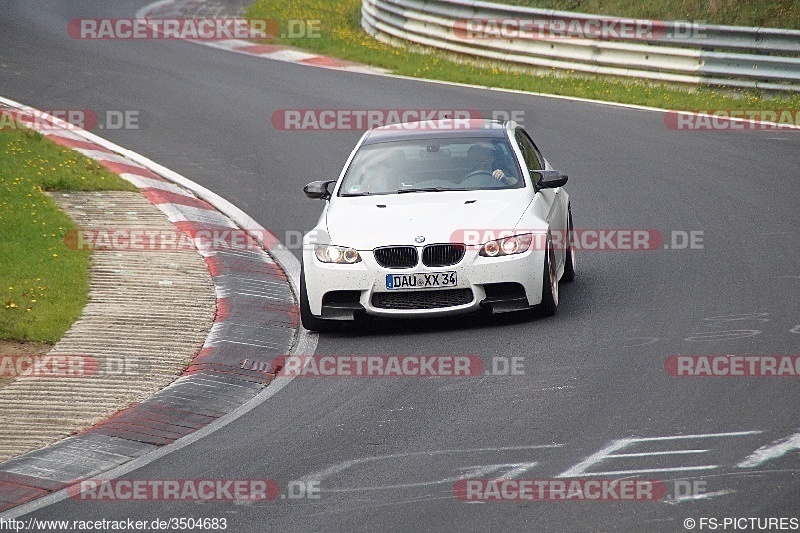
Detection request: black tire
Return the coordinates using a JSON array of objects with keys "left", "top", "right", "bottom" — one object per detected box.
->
[
  {"left": 562, "top": 206, "right": 576, "bottom": 283},
  {"left": 299, "top": 265, "right": 339, "bottom": 333},
  {"left": 537, "top": 235, "right": 558, "bottom": 317}
]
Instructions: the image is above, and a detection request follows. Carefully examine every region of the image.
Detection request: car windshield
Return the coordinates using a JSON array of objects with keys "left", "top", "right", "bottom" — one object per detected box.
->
[{"left": 338, "top": 137, "right": 523, "bottom": 196}]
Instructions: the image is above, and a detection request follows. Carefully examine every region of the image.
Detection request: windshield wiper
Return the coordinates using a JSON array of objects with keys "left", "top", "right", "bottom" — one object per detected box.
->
[
  {"left": 397, "top": 187, "right": 468, "bottom": 194},
  {"left": 339, "top": 191, "right": 373, "bottom": 197}
]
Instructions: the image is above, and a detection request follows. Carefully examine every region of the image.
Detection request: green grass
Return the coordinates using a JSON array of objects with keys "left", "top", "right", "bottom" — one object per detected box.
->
[
  {"left": 0, "top": 127, "right": 137, "bottom": 343},
  {"left": 487, "top": 0, "right": 800, "bottom": 30},
  {"left": 246, "top": 0, "right": 800, "bottom": 113}
]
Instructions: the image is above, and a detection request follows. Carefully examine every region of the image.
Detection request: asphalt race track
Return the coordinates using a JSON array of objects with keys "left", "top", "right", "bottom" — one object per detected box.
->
[{"left": 1, "top": 1, "right": 799, "bottom": 531}]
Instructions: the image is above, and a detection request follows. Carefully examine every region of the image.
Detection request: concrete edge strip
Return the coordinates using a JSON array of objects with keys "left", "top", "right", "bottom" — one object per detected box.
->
[
  {"left": 0, "top": 96, "right": 318, "bottom": 517},
  {"left": 135, "top": 0, "right": 800, "bottom": 131}
]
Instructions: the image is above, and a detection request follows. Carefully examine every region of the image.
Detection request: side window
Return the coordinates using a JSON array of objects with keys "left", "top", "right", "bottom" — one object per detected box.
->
[{"left": 514, "top": 129, "right": 543, "bottom": 172}]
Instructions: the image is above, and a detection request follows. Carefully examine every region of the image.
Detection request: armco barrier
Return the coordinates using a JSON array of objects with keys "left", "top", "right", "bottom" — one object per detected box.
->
[{"left": 362, "top": 0, "right": 800, "bottom": 92}]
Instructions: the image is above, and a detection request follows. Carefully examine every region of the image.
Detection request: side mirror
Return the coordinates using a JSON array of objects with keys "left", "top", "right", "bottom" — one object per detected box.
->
[
  {"left": 532, "top": 170, "right": 568, "bottom": 189},
  {"left": 304, "top": 180, "right": 336, "bottom": 200}
]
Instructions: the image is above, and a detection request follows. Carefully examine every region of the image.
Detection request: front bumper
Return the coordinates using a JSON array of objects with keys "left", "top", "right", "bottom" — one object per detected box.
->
[{"left": 302, "top": 245, "right": 546, "bottom": 320}]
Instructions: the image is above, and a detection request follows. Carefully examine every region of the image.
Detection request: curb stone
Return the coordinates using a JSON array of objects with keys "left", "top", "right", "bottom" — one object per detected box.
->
[
  {"left": 138, "top": 0, "right": 389, "bottom": 75},
  {"left": 0, "top": 190, "right": 216, "bottom": 461},
  {"left": 0, "top": 99, "right": 298, "bottom": 512}
]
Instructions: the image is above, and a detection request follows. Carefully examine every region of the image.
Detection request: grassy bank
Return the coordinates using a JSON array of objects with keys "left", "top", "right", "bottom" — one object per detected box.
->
[
  {"left": 246, "top": 0, "right": 800, "bottom": 112},
  {"left": 0, "top": 126, "right": 136, "bottom": 343}
]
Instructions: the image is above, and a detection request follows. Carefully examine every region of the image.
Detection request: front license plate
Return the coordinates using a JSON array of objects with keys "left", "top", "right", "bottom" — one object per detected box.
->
[{"left": 386, "top": 272, "right": 457, "bottom": 290}]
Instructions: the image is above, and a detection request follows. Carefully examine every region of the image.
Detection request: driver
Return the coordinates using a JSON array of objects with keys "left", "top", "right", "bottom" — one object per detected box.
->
[
  {"left": 362, "top": 150, "right": 407, "bottom": 193},
  {"left": 466, "top": 144, "right": 517, "bottom": 185}
]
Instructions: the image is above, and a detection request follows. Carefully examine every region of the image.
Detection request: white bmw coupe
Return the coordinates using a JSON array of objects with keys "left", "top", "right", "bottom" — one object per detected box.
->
[{"left": 300, "top": 119, "right": 575, "bottom": 332}]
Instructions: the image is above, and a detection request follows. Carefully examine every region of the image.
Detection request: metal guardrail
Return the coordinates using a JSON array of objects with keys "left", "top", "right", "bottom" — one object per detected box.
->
[{"left": 362, "top": 0, "right": 800, "bottom": 92}]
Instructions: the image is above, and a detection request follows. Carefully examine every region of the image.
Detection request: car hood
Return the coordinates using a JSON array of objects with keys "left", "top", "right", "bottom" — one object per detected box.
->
[{"left": 325, "top": 190, "right": 535, "bottom": 249}]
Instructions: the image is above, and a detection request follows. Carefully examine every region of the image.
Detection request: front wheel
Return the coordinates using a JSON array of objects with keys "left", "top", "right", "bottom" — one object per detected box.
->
[
  {"left": 537, "top": 235, "right": 558, "bottom": 317},
  {"left": 299, "top": 265, "right": 339, "bottom": 333},
  {"left": 561, "top": 206, "right": 576, "bottom": 283}
]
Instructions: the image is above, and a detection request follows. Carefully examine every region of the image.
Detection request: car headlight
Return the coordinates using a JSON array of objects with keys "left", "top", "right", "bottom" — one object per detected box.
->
[
  {"left": 314, "top": 244, "right": 361, "bottom": 264},
  {"left": 479, "top": 234, "right": 532, "bottom": 257}
]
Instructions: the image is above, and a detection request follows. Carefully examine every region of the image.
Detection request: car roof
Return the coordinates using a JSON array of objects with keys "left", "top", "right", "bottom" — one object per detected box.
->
[{"left": 362, "top": 119, "right": 514, "bottom": 145}]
